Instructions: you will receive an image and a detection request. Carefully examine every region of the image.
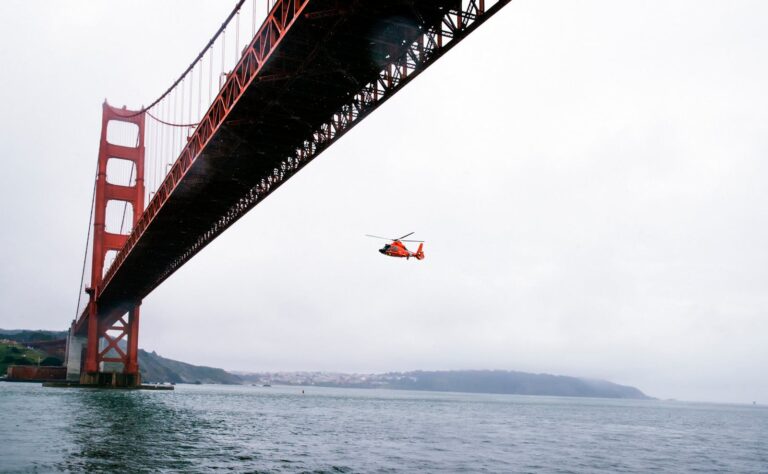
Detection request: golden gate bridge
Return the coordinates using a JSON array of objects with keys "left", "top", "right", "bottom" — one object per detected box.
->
[{"left": 65, "top": 0, "right": 511, "bottom": 387}]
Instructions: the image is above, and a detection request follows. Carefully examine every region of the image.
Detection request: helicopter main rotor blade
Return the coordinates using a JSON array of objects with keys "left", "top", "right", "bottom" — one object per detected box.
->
[
  {"left": 400, "top": 239, "right": 424, "bottom": 242},
  {"left": 365, "top": 234, "right": 395, "bottom": 240},
  {"left": 397, "top": 232, "right": 415, "bottom": 240}
]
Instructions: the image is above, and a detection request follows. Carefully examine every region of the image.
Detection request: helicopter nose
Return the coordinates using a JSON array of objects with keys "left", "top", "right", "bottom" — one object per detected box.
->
[{"left": 379, "top": 248, "right": 386, "bottom": 254}]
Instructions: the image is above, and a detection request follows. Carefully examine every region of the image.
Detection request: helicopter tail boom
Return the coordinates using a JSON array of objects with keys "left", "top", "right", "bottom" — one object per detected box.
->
[{"left": 414, "top": 243, "right": 425, "bottom": 260}]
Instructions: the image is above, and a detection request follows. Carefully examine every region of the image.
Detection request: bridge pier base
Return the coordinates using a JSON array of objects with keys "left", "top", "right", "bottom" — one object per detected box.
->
[
  {"left": 77, "top": 302, "right": 143, "bottom": 388},
  {"left": 64, "top": 326, "right": 87, "bottom": 382},
  {"left": 79, "top": 371, "right": 141, "bottom": 388}
]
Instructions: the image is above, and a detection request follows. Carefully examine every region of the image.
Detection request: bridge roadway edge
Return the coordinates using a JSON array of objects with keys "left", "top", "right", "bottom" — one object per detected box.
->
[{"left": 76, "top": 0, "right": 511, "bottom": 332}]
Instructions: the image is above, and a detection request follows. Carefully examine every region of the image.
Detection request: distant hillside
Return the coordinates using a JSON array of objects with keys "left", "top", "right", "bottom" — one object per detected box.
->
[
  {"left": 0, "top": 329, "right": 67, "bottom": 343},
  {"left": 0, "top": 330, "right": 67, "bottom": 368},
  {"left": 2, "top": 330, "right": 647, "bottom": 397},
  {"left": 385, "top": 370, "right": 649, "bottom": 399},
  {"left": 1, "top": 329, "right": 241, "bottom": 385},
  {"left": 138, "top": 350, "right": 242, "bottom": 385},
  {"left": 239, "top": 370, "right": 651, "bottom": 399},
  {"left": 0, "top": 341, "right": 52, "bottom": 375}
]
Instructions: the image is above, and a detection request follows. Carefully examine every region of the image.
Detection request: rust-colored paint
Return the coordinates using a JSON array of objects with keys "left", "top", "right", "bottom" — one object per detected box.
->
[
  {"left": 6, "top": 366, "right": 66, "bottom": 382},
  {"left": 380, "top": 241, "right": 425, "bottom": 260},
  {"left": 83, "top": 103, "right": 145, "bottom": 378},
  {"left": 68, "top": 0, "right": 510, "bottom": 383}
]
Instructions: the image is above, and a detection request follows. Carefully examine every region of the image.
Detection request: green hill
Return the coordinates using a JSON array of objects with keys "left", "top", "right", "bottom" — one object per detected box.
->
[
  {"left": 0, "top": 341, "right": 50, "bottom": 375},
  {"left": 1, "top": 328, "right": 241, "bottom": 385},
  {"left": 138, "top": 350, "right": 241, "bottom": 384},
  {"left": 0, "top": 329, "right": 67, "bottom": 343}
]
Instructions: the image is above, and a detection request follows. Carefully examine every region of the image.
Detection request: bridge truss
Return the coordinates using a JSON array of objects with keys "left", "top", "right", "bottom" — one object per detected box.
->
[{"left": 67, "top": 0, "right": 511, "bottom": 386}]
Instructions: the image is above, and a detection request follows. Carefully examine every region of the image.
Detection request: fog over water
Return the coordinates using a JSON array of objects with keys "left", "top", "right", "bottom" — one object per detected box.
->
[{"left": 1, "top": 1, "right": 767, "bottom": 403}]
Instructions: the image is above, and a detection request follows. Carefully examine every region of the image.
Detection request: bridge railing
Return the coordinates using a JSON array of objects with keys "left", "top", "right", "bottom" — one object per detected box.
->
[
  {"left": 98, "top": 0, "right": 308, "bottom": 296},
  {"left": 76, "top": 0, "right": 281, "bottom": 319},
  {"left": 141, "top": 0, "right": 278, "bottom": 206},
  {"left": 76, "top": 0, "right": 508, "bottom": 321}
]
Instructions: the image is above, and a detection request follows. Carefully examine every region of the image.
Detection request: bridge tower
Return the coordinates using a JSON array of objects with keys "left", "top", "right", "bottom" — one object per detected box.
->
[
  {"left": 67, "top": 102, "right": 145, "bottom": 387},
  {"left": 62, "top": 0, "right": 512, "bottom": 387}
]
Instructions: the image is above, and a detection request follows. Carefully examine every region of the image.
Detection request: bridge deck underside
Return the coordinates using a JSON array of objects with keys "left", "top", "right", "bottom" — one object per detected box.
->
[{"left": 96, "top": 0, "right": 469, "bottom": 319}]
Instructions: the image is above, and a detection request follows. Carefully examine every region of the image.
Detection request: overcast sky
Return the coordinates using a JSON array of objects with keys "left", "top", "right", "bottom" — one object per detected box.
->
[{"left": 1, "top": 1, "right": 767, "bottom": 404}]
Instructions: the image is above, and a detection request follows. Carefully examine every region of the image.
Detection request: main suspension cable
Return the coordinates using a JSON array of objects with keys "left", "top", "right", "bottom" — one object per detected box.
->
[{"left": 113, "top": 0, "right": 246, "bottom": 119}]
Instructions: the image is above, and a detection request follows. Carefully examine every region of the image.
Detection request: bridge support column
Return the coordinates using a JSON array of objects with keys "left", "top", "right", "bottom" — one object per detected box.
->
[
  {"left": 124, "top": 305, "right": 141, "bottom": 381},
  {"left": 79, "top": 301, "right": 142, "bottom": 387},
  {"left": 75, "top": 102, "right": 145, "bottom": 388},
  {"left": 64, "top": 324, "right": 87, "bottom": 382},
  {"left": 84, "top": 298, "right": 99, "bottom": 374}
]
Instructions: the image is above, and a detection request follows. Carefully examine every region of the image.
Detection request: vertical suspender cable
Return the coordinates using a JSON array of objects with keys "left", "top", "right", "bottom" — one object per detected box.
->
[
  {"left": 153, "top": 113, "right": 158, "bottom": 196},
  {"left": 119, "top": 163, "right": 135, "bottom": 235},
  {"left": 175, "top": 85, "right": 181, "bottom": 161},
  {"left": 145, "top": 121, "right": 150, "bottom": 204},
  {"left": 165, "top": 96, "right": 170, "bottom": 179},
  {"left": 168, "top": 94, "right": 173, "bottom": 177},
  {"left": 236, "top": 10, "right": 240, "bottom": 60},
  {"left": 253, "top": 0, "right": 257, "bottom": 37},
  {"left": 146, "top": 119, "right": 150, "bottom": 200},
  {"left": 161, "top": 98, "right": 166, "bottom": 185},
  {"left": 154, "top": 105, "right": 157, "bottom": 192},
  {"left": 155, "top": 102, "right": 160, "bottom": 191},
  {"left": 208, "top": 45, "right": 213, "bottom": 106},
  {"left": 74, "top": 166, "right": 98, "bottom": 319},
  {"left": 155, "top": 118, "right": 159, "bottom": 195},
  {"left": 158, "top": 101, "right": 163, "bottom": 190},
  {"left": 118, "top": 129, "right": 140, "bottom": 236},
  {"left": 170, "top": 90, "right": 175, "bottom": 175},
  {"left": 78, "top": 2, "right": 251, "bottom": 306},
  {"left": 201, "top": 61, "right": 203, "bottom": 122},
  {"left": 180, "top": 77, "right": 185, "bottom": 151},
  {"left": 114, "top": 0, "right": 245, "bottom": 120},
  {"left": 188, "top": 66, "right": 193, "bottom": 126},
  {"left": 187, "top": 71, "right": 192, "bottom": 131}
]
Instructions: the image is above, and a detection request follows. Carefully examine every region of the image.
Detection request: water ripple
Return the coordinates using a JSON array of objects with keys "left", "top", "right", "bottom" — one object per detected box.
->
[{"left": 1, "top": 383, "right": 767, "bottom": 472}]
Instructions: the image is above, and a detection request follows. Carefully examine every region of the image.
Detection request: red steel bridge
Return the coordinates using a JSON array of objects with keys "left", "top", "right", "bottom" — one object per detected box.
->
[{"left": 66, "top": 0, "right": 511, "bottom": 386}]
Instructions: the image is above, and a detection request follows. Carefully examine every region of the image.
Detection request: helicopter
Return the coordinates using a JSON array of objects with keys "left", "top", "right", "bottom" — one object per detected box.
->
[{"left": 365, "top": 232, "right": 425, "bottom": 260}]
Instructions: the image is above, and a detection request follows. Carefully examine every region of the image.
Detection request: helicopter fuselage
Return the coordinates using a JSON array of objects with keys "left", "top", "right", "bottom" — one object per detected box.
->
[
  {"left": 366, "top": 232, "right": 425, "bottom": 260},
  {"left": 379, "top": 240, "right": 424, "bottom": 260}
]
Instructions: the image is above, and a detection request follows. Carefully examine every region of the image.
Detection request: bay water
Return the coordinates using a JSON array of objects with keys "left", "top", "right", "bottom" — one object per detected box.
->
[{"left": 0, "top": 382, "right": 766, "bottom": 472}]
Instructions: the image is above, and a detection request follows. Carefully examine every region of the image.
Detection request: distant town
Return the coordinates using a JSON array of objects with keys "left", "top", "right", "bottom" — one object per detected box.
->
[
  {"left": 2, "top": 329, "right": 649, "bottom": 399},
  {"left": 234, "top": 371, "right": 417, "bottom": 387},
  {"left": 233, "top": 369, "right": 650, "bottom": 399}
]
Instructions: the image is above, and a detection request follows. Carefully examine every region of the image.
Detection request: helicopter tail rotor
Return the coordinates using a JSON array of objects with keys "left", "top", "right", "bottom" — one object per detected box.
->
[{"left": 414, "top": 243, "right": 425, "bottom": 260}]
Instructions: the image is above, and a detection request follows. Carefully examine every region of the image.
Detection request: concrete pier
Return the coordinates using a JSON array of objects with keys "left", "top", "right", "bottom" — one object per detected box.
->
[
  {"left": 43, "top": 381, "right": 173, "bottom": 390},
  {"left": 64, "top": 328, "right": 86, "bottom": 382},
  {"left": 63, "top": 326, "right": 145, "bottom": 387}
]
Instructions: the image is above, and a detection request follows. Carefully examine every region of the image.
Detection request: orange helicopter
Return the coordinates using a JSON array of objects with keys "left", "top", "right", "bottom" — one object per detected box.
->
[{"left": 366, "top": 232, "right": 425, "bottom": 260}]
